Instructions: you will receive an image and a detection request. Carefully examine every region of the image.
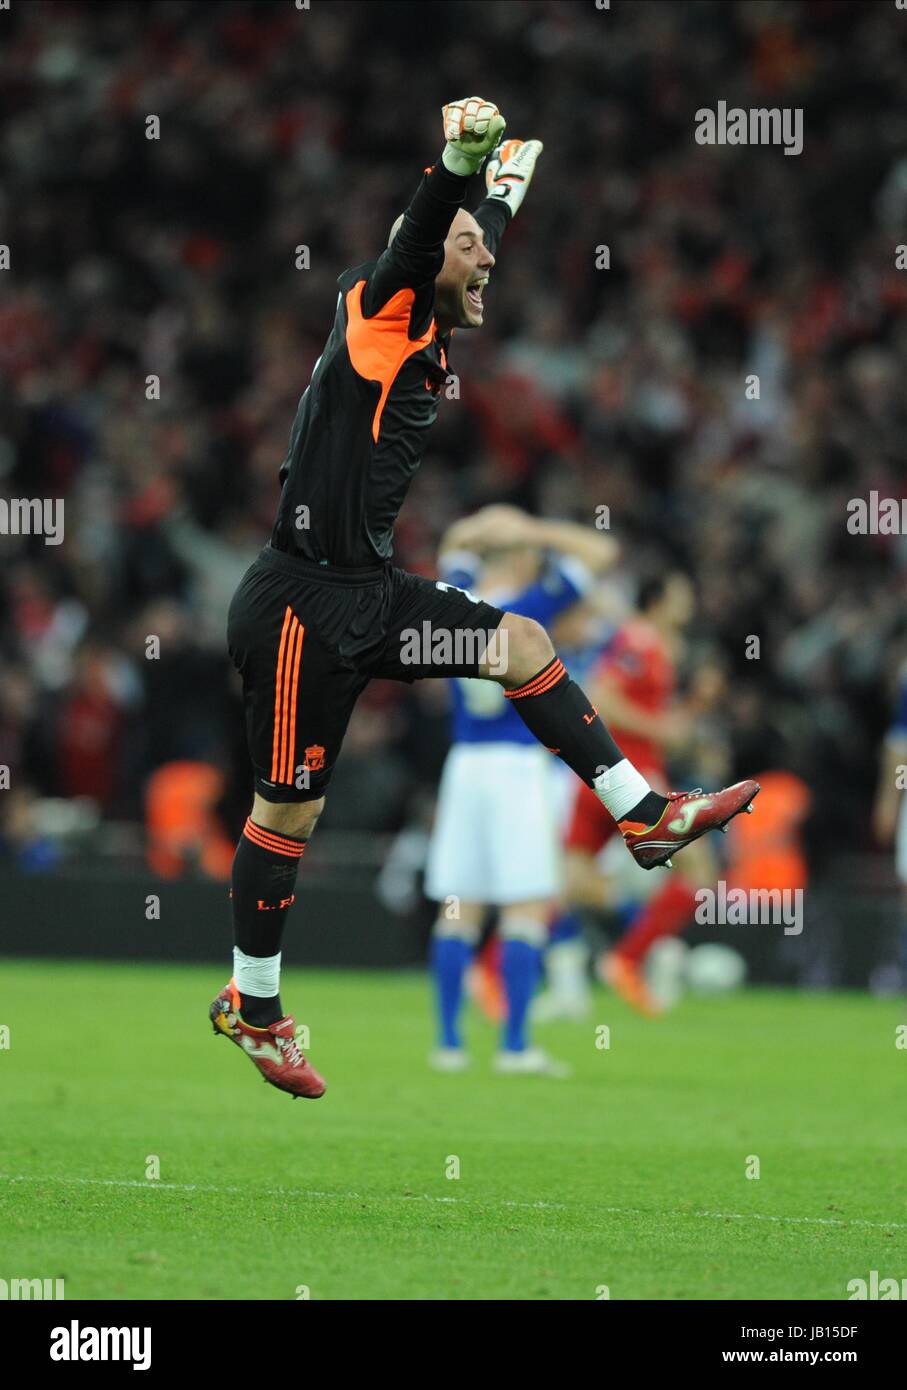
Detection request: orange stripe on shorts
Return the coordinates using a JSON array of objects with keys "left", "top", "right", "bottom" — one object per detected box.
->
[
  {"left": 270, "top": 607, "right": 294, "bottom": 782},
  {"left": 278, "top": 618, "right": 304, "bottom": 784}
]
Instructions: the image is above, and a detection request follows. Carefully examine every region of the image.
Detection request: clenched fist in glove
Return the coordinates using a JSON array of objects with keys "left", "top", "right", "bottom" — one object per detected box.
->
[{"left": 441, "top": 96, "right": 506, "bottom": 176}]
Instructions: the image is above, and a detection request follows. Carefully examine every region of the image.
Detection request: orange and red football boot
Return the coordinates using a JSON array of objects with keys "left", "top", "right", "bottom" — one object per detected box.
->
[
  {"left": 622, "top": 780, "right": 760, "bottom": 870},
  {"left": 599, "top": 951, "right": 662, "bottom": 1018},
  {"left": 209, "top": 980, "right": 326, "bottom": 1100}
]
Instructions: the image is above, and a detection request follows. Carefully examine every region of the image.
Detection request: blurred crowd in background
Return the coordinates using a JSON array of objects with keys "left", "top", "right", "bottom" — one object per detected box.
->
[{"left": 1, "top": 0, "right": 906, "bottom": 879}]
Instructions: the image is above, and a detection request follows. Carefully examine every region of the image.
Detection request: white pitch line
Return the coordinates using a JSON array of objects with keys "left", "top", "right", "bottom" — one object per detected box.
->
[
  {"left": 1, "top": 1174, "right": 905, "bottom": 1231},
  {"left": 0, "top": 1174, "right": 566, "bottom": 1212}
]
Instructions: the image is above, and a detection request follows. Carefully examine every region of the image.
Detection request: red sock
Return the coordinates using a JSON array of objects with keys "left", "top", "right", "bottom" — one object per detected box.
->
[{"left": 615, "top": 879, "right": 698, "bottom": 965}]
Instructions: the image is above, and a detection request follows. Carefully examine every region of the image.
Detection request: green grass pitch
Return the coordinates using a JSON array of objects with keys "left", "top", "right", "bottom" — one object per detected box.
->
[{"left": 2, "top": 958, "right": 905, "bottom": 1300}]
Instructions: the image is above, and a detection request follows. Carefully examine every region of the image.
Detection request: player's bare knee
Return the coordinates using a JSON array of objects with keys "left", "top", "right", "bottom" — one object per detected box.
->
[
  {"left": 499, "top": 910, "right": 549, "bottom": 947},
  {"left": 491, "top": 613, "right": 554, "bottom": 688},
  {"left": 251, "top": 794, "right": 325, "bottom": 840},
  {"left": 434, "top": 900, "right": 483, "bottom": 943}
]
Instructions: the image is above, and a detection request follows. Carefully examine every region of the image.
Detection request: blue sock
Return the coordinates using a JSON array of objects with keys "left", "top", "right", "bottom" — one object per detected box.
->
[
  {"left": 431, "top": 937, "right": 473, "bottom": 1049},
  {"left": 501, "top": 939, "right": 543, "bottom": 1052},
  {"left": 549, "top": 909, "right": 583, "bottom": 946}
]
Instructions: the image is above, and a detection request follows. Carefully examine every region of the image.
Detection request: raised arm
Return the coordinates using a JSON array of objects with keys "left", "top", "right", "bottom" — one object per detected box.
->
[
  {"left": 440, "top": 507, "right": 618, "bottom": 575},
  {"left": 362, "top": 97, "right": 507, "bottom": 317},
  {"left": 526, "top": 516, "right": 619, "bottom": 577},
  {"left": 473, "top": 138, "right": 545, "bottom": 259}
]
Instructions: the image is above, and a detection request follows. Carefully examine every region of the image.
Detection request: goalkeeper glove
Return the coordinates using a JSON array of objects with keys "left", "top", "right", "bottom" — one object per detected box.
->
[
  {"left": 484, "top": 138, "right": 544, "bottom": 216},
  {"left": 441, "top": 96, "right": 506, "bottom": 176}
]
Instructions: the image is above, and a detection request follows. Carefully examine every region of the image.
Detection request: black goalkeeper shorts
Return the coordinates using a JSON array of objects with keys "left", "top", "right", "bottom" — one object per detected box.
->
[{"left": 227, "top": 544, "right": 506, "bottom": 802}]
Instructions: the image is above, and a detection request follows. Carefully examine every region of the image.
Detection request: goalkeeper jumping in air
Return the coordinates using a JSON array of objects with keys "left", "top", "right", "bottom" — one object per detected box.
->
[{"left": 210, "top": 98, "right": 759, "bottom": 1098}]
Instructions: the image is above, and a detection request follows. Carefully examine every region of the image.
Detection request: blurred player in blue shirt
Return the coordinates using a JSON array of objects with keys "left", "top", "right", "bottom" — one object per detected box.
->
[{"left": 425, "top": 505, "right": 618, "bottom": 1074}]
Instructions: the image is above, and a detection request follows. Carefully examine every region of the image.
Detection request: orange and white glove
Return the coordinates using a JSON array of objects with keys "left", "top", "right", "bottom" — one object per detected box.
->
[
  {"left": 441, "top": 96, "right": 506, "bottom": 176},
  {"left": 484, "top": 138, "right": 544, "bottom": 216}
]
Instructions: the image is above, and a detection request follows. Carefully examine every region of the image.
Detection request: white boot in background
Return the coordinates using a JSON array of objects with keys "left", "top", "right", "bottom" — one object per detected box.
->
[
  {"left": 493, "top": 1047, "right": 571, "bottom": 1078},
  {"left": 532, "top": 939, "right": 591, "bottom": 1021},
  {"left": 645, "top": 938, "right": 690, "bottom": 1011},
  {"left": 429, "top": 1046, "right": 470, "bottom": 1073}
]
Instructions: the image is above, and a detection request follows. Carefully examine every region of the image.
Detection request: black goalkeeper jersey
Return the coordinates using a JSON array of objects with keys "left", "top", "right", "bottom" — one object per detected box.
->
[{"left": 271, "top": 161, "right": 510, "bottom": 568}]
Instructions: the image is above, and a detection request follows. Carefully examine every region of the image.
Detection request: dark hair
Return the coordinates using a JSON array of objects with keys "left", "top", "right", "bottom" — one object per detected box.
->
[
  {"left": 637, "top": 571, "right": 692, "bottom": 612},
  {"left": 637, "top": 574, "right": 670, "bottom": 612}
]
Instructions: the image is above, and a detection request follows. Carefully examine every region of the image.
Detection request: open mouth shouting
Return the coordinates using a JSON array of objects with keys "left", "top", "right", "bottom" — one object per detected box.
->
[{"left": 465, "top": 276, "right": 489, "bottom": 314}]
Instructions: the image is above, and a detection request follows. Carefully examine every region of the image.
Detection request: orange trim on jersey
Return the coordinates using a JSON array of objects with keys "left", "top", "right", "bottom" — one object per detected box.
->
[
  {"left": 504, "top": 659, "right": 567, "bottom": 700},
  {"left": 270, "top": 607, "right": 294, "bottom": 781},
  {"left": 243, "top": 818, "right": 307, "bottom": 859},
  {"left": 344, "top": 280, "right": 435, "bottom": 443}
]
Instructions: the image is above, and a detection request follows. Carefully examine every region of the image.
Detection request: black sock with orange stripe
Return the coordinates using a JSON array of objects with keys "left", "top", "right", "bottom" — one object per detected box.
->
[
  {"left": 503, "top": 656, "right": 626, "bottom": 783},
  {"left": 231, "top": 818, "right": 307, "bottom": 1026}
]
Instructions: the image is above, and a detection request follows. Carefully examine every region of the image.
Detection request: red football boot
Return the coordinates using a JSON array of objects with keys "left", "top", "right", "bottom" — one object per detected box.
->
[
  {"left": 622, "top": 780, "right": 760, "bottom": 870},
  {"left": 209, "top": 980, "right": 326, "bottom": 1099},
  {"left": 599, "top": 951, "right": 662, "bottom": 1018}
]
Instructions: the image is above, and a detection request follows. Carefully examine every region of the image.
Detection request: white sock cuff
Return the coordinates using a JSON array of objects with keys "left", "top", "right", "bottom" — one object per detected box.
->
[
  {"left": 593, "top": 759, "right": 652, "bottom": 823},
  {"left": 499, "top": 916, "right": 548, "bottom": 947},
  {"left": 232, "top": 948, "right": 282, "bottom": 999},
  {"left": 434, "top": 920, "right": 481, "bottom": 946}
]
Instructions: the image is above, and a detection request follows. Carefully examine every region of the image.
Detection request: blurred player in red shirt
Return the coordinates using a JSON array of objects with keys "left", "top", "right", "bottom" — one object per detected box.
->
[{"left": 556, "top": 572, "right": 724, "bottom": 1016}]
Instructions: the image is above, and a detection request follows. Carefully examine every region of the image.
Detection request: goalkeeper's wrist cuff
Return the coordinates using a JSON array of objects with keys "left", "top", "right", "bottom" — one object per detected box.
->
[
  {"left": 441, "top": 144, "right": 481, "bottom": 177},
  {"left": 485, "top": 189, "right": 515, "bottom": 215}
]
